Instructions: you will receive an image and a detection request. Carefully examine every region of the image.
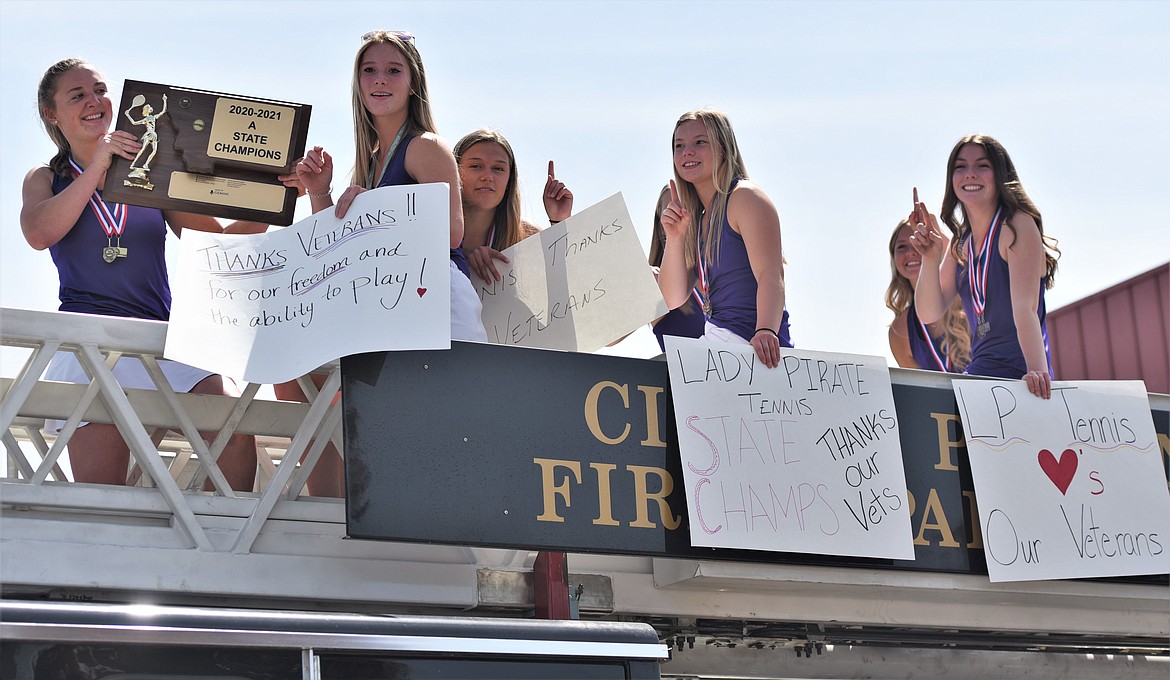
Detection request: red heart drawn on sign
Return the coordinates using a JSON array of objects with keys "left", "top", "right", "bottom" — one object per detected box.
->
[
  {"left": 417, "top": 288, "right": 427, "bottom": 297},
  {"left": 1037, "top": 448, "right": 1078, "bottom": 495}
]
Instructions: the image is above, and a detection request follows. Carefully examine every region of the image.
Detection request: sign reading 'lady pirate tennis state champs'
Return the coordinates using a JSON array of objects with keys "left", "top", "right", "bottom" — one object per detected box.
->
[{"left": 102, "top": 80, "right": 311, "bottom": 226}]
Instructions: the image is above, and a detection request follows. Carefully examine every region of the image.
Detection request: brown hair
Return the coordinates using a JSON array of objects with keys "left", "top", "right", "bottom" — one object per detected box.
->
[
  {"left": 940, "top": 134, "right": 1060, "bottom": 289},
  {"left": 37, "top": 57, "right": 90, "bottom": 177},
  {"left": 454, "top": 129, "right": 536, "bottom": 251}
]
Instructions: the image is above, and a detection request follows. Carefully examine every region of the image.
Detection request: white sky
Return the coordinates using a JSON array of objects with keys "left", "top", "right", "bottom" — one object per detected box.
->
[{"left": 2, "top": 0, "right": 1168, "bottom": 377}]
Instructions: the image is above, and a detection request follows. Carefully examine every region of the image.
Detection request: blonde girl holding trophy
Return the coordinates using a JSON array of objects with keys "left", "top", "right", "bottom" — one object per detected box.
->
[{"left": 21, "top": 57, "right": 263, "bottom": 490}]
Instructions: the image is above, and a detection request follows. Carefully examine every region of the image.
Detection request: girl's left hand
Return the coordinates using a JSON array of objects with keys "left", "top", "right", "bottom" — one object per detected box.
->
[
  {"left": 543, "top": 160, "right": 573, "bottom": 223},
  {"left": 750, "top": 329, "right": 781, "bottom": 369},
  {"left": 334, "top": 185, "right": 366, "bottom": 219},
  {"left": 1024, "top": 369, "right": 1051, "bottom": 399}
]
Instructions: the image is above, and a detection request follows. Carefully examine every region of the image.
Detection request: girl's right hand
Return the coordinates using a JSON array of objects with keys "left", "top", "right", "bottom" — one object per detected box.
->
[
  {"left": 908, "top": 188, "right": 946, "bottom": 264},
  {"left": 296, "top": 146, "right": 334, "bottom": 197},
  {"left": 660, "top": 179, "right": 691, "bottom": 240},
  {"left": 468, "top": 245, "right": 510, "bottom": 283},
  {"left": 91, "top": 131, "right": 140, "bottom": 173}
]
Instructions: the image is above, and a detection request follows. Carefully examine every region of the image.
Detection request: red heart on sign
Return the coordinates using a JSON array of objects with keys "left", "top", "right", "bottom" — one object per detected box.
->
[
  {"left": 417, "top": 288, "right": 427, "bottom": 297},
  {"left": 1037, "top": 448, "right": 1078, "bottom": 495}
]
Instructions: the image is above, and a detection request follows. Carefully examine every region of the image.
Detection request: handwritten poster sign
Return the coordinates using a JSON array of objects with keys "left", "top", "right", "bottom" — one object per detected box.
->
[
  {"left": 476, "top": 192, "right": 668, "bottom": 353},
  {"left": 165, "top": 183, "right": 451, "bottom": 384},
  {"left": 953, "top": 379, "right": 1170, "bottom": 582},
  {"left": 664, "top": 337, "right": 915, "bottom": 559}
]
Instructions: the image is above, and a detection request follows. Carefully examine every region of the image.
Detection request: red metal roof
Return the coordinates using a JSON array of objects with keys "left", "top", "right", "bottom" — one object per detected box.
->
[{"left": 1048, "top": 263, "right": 1169, "bottom": 394}]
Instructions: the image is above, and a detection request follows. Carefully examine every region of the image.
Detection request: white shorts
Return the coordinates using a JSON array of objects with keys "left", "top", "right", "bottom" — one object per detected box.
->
[
  {"left": 702, "top": 320, "right": 750, "bottom": 346},
  {"left": 43, "top": 351, "right": 213, "bottom": 433},
  {"left": 450, "top": 261, "right": 488, "bottom": 342}
]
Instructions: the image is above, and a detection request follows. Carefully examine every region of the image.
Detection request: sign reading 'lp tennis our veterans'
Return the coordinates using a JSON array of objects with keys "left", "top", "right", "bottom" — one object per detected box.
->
[
  {"left": 953, "top": 379, "right": 1170, "bottom": 583},
  {"left": 165, "top": 184, "right": 450, "bottom": 384},
  {"left": 665, "top": 337, "right": 915, "bottom": 560}
]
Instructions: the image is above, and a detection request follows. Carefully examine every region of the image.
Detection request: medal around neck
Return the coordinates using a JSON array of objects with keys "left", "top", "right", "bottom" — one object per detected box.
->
[{"left": 102, "top": 80, "right": 312, "bottom": 226}]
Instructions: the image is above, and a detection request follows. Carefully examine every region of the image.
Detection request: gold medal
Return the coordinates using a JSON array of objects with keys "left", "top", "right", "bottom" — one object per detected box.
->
[{"left": 102, "top": 246, "right": 119, "bottom": 263}]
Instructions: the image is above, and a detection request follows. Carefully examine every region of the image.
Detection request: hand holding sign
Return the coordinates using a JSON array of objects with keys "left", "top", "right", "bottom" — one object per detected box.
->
[
  {"left": 468, "top": 242, "right": 510, "bottom": 284},
  {"left": 543, "top": 160, "right": 574, "bottom": 223},
  {"left": 952, "top": 378, "right": 1170, "bottom": 582}
]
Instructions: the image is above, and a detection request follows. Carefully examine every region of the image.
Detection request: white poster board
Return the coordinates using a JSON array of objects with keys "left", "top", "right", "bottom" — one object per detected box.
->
[
  {"left": 476, "top": 192, "right": 668, "bottom": 353},
  {"left": 165, "top": 183, "right": 451, "bottom": 384},
  {"left": 952, "top": 379, "right": 1170, "bottom": 582},
  {"left": 665, "top": 337, "right": 915, "bottom": 559}
]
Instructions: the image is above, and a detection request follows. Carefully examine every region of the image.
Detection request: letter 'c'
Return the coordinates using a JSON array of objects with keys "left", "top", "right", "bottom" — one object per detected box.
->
[{"left": 585, "top": 381, "right": 631, "bottom": 445}]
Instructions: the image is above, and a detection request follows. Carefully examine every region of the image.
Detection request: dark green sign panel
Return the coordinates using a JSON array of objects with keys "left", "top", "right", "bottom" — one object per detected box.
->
[{"left": 344, "top": 342, "right": 1169, "bottom": 576}]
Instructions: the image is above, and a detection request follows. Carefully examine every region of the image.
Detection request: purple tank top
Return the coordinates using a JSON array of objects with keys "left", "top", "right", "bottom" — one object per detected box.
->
[
  {"left": 701, "top": 179, "right": 792, "bottom": 346},
  {"left": 376, "top": 134, "right": 470, "bottom": 278},
  {"left": 956, "top": 218, "right": 1051, "bottom": 379},
  {"left": 48, "top": 171, "right": 171, "bottom": 320},
  {"left": 906, "top": 303, "right": 953, "bottom": 372},
  {"left": 652, "top": 292, "right": 706, "bottom": 352}
]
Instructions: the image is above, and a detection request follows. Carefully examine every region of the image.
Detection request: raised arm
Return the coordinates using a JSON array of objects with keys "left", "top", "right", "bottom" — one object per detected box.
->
[
  {"left": 20, "top": 131, "right": 140, "bottom": 250},
  {"left": 909, "top": 195, "right": 957, "bottom": 324}
]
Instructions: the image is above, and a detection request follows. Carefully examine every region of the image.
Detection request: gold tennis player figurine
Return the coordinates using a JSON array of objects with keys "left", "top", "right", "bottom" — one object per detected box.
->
[{"left": 124, "top": 93, "right": 167, "bottom": 190}]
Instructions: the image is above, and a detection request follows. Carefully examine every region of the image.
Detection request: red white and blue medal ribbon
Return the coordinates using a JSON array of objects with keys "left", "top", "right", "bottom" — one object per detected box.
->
[
  {"left": 967, "top": 207, "right": 1002, "bottom": 338},
  {"left": 69, "top": 158, "right": 127, "bottom": 262},
  {"left": 918, "top": 318, "right": 951, "bottom": 371},
  {"left": 689, "top": 287, "right": 705, "bottom": 310},
  {"left": 695, "top": 234, "right": 710, "bottom": 314}
]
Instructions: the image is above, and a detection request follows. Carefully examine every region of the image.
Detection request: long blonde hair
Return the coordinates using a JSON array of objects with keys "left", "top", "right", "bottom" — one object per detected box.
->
[
  {"left": 885, "top": 219, "right": 971, "bottom": 371},
  {"left": 351, "top": 31, "right": 436, "bottom": 189},
  {"left": 672, "top": 109, "right": 748, "bottom": 270}
]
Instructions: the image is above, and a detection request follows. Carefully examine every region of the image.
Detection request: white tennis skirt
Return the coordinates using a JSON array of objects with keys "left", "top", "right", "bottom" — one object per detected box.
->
[
  {"left": 450, "top": 260, "right": 487, "bottom": 342},
  {"left": 42, "top": 351, "right": 212, "bottom": 433}
]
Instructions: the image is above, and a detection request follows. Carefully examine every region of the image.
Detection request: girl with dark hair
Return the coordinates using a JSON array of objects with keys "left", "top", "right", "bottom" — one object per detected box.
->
[{"left": 910, "top": 135, "right": 1060, "bottom": 398}]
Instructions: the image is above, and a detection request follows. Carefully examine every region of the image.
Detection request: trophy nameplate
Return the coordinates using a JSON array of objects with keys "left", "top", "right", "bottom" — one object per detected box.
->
[{"left": 103, "top": 80, "right": 311, "bottom": 226}]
